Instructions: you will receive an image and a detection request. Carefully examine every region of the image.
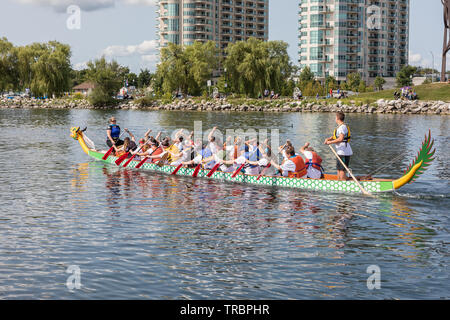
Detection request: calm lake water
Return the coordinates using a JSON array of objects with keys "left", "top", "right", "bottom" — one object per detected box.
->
[{"left": 0, "top": 108, "right": 449, "bottom": 299}]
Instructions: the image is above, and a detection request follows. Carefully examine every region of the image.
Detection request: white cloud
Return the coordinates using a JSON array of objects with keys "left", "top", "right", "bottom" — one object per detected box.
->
[
  {"left": 122, "top": 0, "right": 157, "bottom": 5},
  {"left": 100, "top": 40, "right": 159, "bottom": 71},
  {"left": 73, "top": 61, "right": 88, "bottom": 70},
  {"left": 16, "top": 0, "right": 115, "bottom": 12},
  {"left": 102, "top": 40, "right": 158, "bottom": 57},
  {"left": 409, "top": 51, "right": 422, "bottom": 65},
  {"left": 15, "top": 0, "right": 156, "bottom": 12}
]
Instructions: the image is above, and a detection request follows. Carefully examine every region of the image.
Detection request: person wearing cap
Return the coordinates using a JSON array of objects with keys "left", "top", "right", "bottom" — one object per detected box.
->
[{"left": 106, "top": 117, "right": 123, "bottom": 148}]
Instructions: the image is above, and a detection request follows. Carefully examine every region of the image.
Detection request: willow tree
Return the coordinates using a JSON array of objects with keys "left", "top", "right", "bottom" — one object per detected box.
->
[
  {"left": 30, "top": 41, "right": 72, "bottom": 97},
  {"left": 0, "top": 37, "right": 16, "bottom": 91},
  {"left": 156, "top": 41, "right": 219, "bottom": 96},
  {"left": 224, "top": 38, "right": 293, "bottom": 97}
]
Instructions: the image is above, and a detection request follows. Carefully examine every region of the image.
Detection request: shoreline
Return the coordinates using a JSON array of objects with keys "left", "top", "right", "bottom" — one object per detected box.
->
[{"left": 1, "top": 98, "right": 449, "bottom": 115}]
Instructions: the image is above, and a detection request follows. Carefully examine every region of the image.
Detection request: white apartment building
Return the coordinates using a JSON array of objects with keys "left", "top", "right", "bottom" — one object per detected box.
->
[
  {"left": 298, "top": 0, "right": 409, "bottom": 82},
  {"left": 156, "top": 0, "right": 269, "bottom": 50}
]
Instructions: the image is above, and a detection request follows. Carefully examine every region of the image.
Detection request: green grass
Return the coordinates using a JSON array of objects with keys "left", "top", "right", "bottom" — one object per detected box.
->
[{"left": 353, "top": 83, "right": 450, "bottom": 103}]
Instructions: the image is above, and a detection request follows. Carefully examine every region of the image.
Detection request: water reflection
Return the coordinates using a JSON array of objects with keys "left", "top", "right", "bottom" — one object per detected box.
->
[{"left": 2, "top": 108, "right": 449, "bottom": 299}]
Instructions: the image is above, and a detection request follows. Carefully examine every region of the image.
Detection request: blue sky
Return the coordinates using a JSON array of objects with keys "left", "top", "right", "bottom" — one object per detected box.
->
[{"left": 0, "top": 0, "right": 447, "bottom": 73}]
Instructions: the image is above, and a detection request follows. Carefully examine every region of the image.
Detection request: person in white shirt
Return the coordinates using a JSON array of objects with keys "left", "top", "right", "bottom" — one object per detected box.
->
[
  {"left": 299, "top": 142, "right": 323, "bottom": 179},
  {"left": 324, "top": 112, "right": 353, "bottom": 181},
  {"left": 271, "top": 146, "right": 307, "bottom": 178}
]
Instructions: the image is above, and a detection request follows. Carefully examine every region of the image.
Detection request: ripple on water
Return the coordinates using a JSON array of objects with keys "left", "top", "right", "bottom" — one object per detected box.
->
[{"left": 0, "top": 109, "right": 449, "bottom": 299}]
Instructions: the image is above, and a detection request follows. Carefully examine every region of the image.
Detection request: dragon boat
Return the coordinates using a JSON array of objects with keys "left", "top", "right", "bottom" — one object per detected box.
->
[{"left": 70, "top": 127, "right": 435, "bottom": 194}]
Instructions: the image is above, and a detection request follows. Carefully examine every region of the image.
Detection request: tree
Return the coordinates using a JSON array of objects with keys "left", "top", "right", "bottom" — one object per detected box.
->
[
  {"left": 137, "top": 68, "right": 152, "bottom": 88},
  {"left": 86, "top": 57, "right": 125, "bottom": 106},
  {"left": 298, "top": 66, "right": 315, "bottom": 91},
  {"left": 28, "top": 41, "right": 72, "bottom": 97},
  {"left": 374, "top": 76, "right": 386, "bottom": 91},
  {"left": 325, "top": 75, "right": 338, "bottom": 91},
  {"left": 155, "top": 41, "right": 219, "bottom": 96},
  {"left": 0, "top": 37, "right": 16, "bottom": 91},
  {"left": 224, "top": 38, "right": 293, "bottom": 97},
  {"left": 396, "top": 65, "right": 417, "bottom": 87},
  {"left": 126, "top": 72, "right": 138, "bottom": 87},
  {"left": 345, "top": 72, "right": 361, "bottom": 92}
]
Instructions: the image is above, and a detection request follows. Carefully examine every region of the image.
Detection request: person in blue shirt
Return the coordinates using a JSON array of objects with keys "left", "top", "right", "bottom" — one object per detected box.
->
[{"left": 106, "top": 117, "right": 123, "bottom": 149}]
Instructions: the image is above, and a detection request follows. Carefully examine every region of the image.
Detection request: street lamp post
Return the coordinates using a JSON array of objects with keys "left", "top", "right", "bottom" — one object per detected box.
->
[
  {"left": 430, "top": 51, "right": 435, "bottom": 82},
  {"left": 441, "top": 0, "right": 450, "bottom": 82}
]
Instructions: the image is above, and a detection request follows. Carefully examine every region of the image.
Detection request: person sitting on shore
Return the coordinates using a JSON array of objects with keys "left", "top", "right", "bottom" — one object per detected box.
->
[{"left": 299, "top": 143, "right": 324, "bottom": 179}]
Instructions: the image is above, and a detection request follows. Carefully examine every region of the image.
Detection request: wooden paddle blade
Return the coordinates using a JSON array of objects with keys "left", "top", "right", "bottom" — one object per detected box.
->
[
  {"left": 257, "top": 163, "right": 271, "bottom": 180},
  {"left": 231, "top": 163, "right": 245, "bottom": 178},
  {"left": 115, "top": 152, "right": 129, "bottom": 165},
  {"left": 192, "top": 164, "right": 202, "bottom": 177},
  {"left": 122, "top": 153, "right": 136, "bottom": 168},
  {"left": 206, "top": 163, "right": 221, "bottom": 177},
  {"left": 102, "top": 147, "right": 114, "bottom": 160},
  {"left": 156, "top": 153, "right": 169, "bottom": 167},
  {"left": 135, "top": 157, "right": 148, "bottom": 169},
  {"left": 171, "top": 163, "right": 183, "bottom": 175}
]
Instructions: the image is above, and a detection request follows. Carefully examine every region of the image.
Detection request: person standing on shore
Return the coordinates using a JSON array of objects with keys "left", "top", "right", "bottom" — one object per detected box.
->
[
  {"left": 324, "top": 112, "right": 352, "bottom": 181},
  {"left": 106, "top": 117, "right": 124, "bottom": 149}
]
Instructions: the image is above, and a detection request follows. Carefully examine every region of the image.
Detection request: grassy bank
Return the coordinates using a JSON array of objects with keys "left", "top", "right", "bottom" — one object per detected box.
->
[{"left": 134, "top": 83, "right": 450, "bottom": 108}]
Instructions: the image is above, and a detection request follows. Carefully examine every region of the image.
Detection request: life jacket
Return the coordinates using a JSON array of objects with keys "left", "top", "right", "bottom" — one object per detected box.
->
[
  {"left": 333, "top": 124, "right": 351, "bottom": 145},
  {"left": 288, "top": 155, "right": 307, "bottom": 178},
  {"left": 109, "top": 124, "right": 120, "bottom": 139},
  {"left": 150, "top": 146, "right": 163, "bottom": 163},
  {"left": 166, "top": 145, "right": 180, "bottom": 163},
  {"left": 116, "top": 148, "right": 126, "bottom": 157},
  {"left": 233, "top": 145, "right": 238, "bottom": 160},
  {"left": 306, "top": 151, "right": 323, "bottom": 172}
]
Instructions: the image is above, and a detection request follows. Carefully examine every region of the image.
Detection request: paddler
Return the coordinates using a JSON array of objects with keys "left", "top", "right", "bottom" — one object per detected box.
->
[
  {"left": 106, "top": 117, "right": 123, "bottom": 149},
  {"left": 324, "top": 112, "right": 352, "bottom": 181},
  {"left": 270, "top": 146, "right": 307, "bottom": 178},
  {"left": 299, "top": 142, "right": 324, "bottom": 179}
]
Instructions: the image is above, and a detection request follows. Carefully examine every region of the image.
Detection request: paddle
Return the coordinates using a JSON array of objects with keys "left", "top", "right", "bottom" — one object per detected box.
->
[
  {"left": 171, "top": 163, "right": 183, "bottom": 175},
  {"left": 231, "top": 163, "right": 246, "bottom": 178},
  {"left": 206, "top": 163, "right": 221, "bottom": 177},
  {"left": 192, "top": 163, "right": 202, "bottom": 177},
  {"left": 115, "top": 151, "right": 130, "bottom": 165},
  {"left": 328, "top": 145, "right": 372, "bottom": 196},
  {"left": 102, "top": 131, "right": 125, "bottom": 160},
  {"left": 257, "top": 163, "right": 271, "bottom": 180},
  {"left": 123, "top": 137, "right": 151, "bottom": 168}
]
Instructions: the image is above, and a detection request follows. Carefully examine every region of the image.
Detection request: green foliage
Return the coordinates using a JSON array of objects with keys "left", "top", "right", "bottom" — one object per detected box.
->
[
  {"left": 72, "top": 92, "right": 84, "bottom": 100},
  {"left": 127, "top": 72, "right": 138, "bottom": 87},
  {"left": 137, "top": 68, "right": 153, "bottom": 88},
  {"left": 88, "top": 88, "right": 117, "bottom": 107},
  {"left": 345, "top": 72, "right": 361, "bottom": 92},
  {"left": 86, "top": 57, "right": 124, "bottom": 106},
  {"left": 396, "top": 65, "right": 417, "bottom": 87},
  {"left": 155, "top": 41, "right": 219, "bottom": 96},
  {"left": 0, "top": 38, "right": 72, "bottom": 96},
  {"left": 224, "top": 38, "right": 293, "bottom": 97},
  {"left": 325, "top": 75, "right": 338, "bottom": 90},
  {"left": 135, "top": 93, "right": 157, "bottom": 107},
  {"left": 374, "top": 76, "right": 386, "bottom": 91}
]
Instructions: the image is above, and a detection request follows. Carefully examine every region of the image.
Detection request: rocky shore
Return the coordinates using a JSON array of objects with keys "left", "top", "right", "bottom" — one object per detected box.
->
[{"left": 1, "top": 97, "right": 449, "bottom": 115}]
